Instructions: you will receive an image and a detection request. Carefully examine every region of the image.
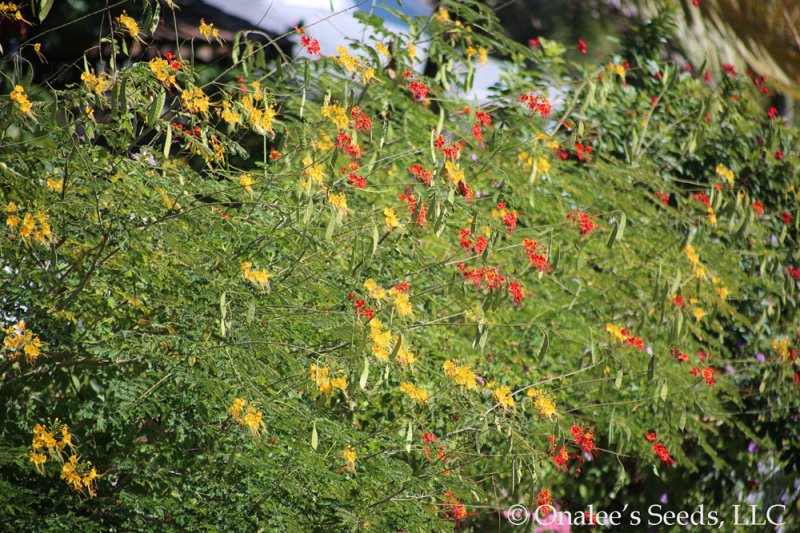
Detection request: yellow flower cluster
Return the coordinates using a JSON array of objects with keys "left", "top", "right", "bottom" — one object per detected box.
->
[
  {"left": 199, "top": 19, "right": 221, "bottom": 42},
  {"left": 6, "top": 203, "right": 53, "bottom": 244},
  {"left": 309, "top": 363, "right": 348, "bottom": 395},
  {"left": 443, "top": 360, "right": 478, "bottom": 390},
  {"left": 3, "top": 321, "right": 44, "bottom": 365},
  {"left": 80, "top": 70, "right": 113, "bottom": 95},
  {"left": 181, "top": 87, "right": 211, "bottom": 114},
  {"left": 491, "top": 385, "right": 515, "bottom": 409},
  {"left": 239, "top": 173, "right": 255, "bottom": 193},
  {"left": 384, "top": 207, "right": 400, "bottom": 231},
  {"left": 684, "top": 244, "right": 706, "bottom": 278},
  {"left": 218, "top": 101, "right": 241, "bottom": 125},
  {"left": 0, "top": 2, "right": 25, "bottom": 21},
  {"left": 716, "top": 164, "right": 734, "bottom": 187},
  {"left": 242, "top": 94, "right": 277, "bottom": 136},
  {"left": 332, "top": 46, "right": 375, "bottom": 84},
  {"left": 526, "top": 388, "right": 557, "bottom": 418},
  {"left": 10, "top": 85, "right": 32, "bottom": 115},
  {"left": 605, "top": 323, "right": 626, "bottom": 342},
  {"left": 444, "top": 161, "right": 464, "bottom": 185},
  {"left": 47, "top": 178, "right": 63, "bottom": 192},
  {"left": 772, "top": 338, "right": 790, "bottom": 360},
  {"left": 229, "top": 397, "right": 263, "bottom": 435},
  {"left": 342, "top": 446, "right": 356, "bottom": 473},
  {"left": 321, "top": 104, "right": 349, "bottom": 130},
  {"left": 369, "top": 318, "right": 417, "bottom": 365},
  {"left": 301, "top": 156, "right": 325, "bottom": 187},
  {"left": 31, "top": 420, "right": 97, "bottom": 497},
  {"left": 465, "top": 45, "right": 488, "bottom": 64},
  {"left": 148, "top": 58, "right": 177, "bottom": 88},
  {"left": 363, "top": 279, "right": 413, "bottom": 318},
  {"left": 241, "top": 261, "right": 270, "bottom": 291},
  {"left": 116, "top": 11, "right": 140, "bottom": 38},
  {"left": 400, "top": 381, "right": 429, "bottom": 403},
  {"left": 328, "top": 192, "right": 348, "bottom": 215}
]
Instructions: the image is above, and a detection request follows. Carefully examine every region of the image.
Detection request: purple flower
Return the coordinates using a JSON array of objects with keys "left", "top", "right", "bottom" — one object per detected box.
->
[
  {"left": 748, "top": 442, "right": 758, "bottom": 453},
  {"left": 725, "top": 365, "right": 735, "bottom": 374},
  {"left": 756, "top": 352, "right": 765, "bottom": 362},
  {"left": 660, "top": 493, "right": 668, "bottom": 504}
]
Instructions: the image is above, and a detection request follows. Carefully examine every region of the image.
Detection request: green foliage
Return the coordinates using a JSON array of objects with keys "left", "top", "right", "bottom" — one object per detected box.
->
[{"left": 1, "top": 0, "right": 798, "bottom": 530}]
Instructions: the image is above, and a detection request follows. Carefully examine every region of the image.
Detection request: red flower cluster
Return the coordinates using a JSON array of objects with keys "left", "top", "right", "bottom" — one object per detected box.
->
[
  {"left": 407, "top": 163, "right": 432, "bottom": 187},
  {"left": 471, "top": 109, "right": 492, "bottom": 150},
  {"left": 670, "top": 347, "right": 689, "bottom": 363},
  {"left": 416, "top": 204, "right": 428, "bottom": 227},
  {"left": 693, "top": 191, "right": 711, "bottom": 208},
  {"left": 522, "top": 239, "right": 552, "bottom": 273},
  {"left": 434, "top": 135, "right": 464, "bottom": 160},
  {"left": 336, "top": 132, "right": 362, "bottom": 160},
  {"left": 459, "top": 228, "right": 487, "bottom": 255},
  {"left": 497, "top": 202, "right": 519, "bottom": 232},
  {"left": 399, "top": 190, "right": 417, "bottom": 214},
  {"left": 164, "top": 52, "right": 181, "bottom": 71},
  {"left": 351, "top": 105, "right": 372, "bottom": 132},
  {"left": 767, "top": 106, "right": 778, "bottom": 120},
  {"left": 456, "top": 263, "right": 505, "bottom": 290},
  {"left": 567, "top": 210, "right": 596, "bottom": 235},
  {"left": 519, "top": 92, "right": 552, "bottom": 119},
  {"left": 655, "top": 191, "right": 670, "bottom": 205},
  {"left": 528, "top": 38, "right": 541, "bottom": 49},
  {"left": 646, "top": 433, "right": 676, "bottom": 466},
  {"left": 441, "top": 491, "right": 468, "bottom": 525},
  {"left": 577, "top": 39, "right": 587, "bottom": 54},
  {"left": 349, "top": 292, "right": 375, "bottom": 320},
  {"left": 753, "top": 200, "right": 764, "bottom": 217},
  {"left": 788, "top": 267, "right": 800, "bottom": 281},
  {"left": 571, "top": 423, "right": 599, "bottom": 456},
  {"left": 690, "top": 365, "right": 716, "bottom": 387},
  {"left": 780, "top": 211, "right": 791, "bottom": 224},
  {"left": 393, "top": 280, "right": 409, "bottom": 292},
  {"left": 339, "top": 161, "right": 366, "bottom": 189},
  {"left": 575, "top": 142, "right": 592, "bottom": 162},
  {"left": 537, "top": 489, "right": 553, "bottom": 516},
  {"left": 421, "top": 432, "right": 448, "bottom": 470},
  {"left": 673, "top": 295, "right": 685, "bottom": 308},
  {"left": 301, "top": 35, "right": 321, "bottom": 56},
  {"left": 508, "top": 281, "right": 526, "bottom": 303},
  {"left": 402, "top": 71, "right": 429, "bottom": 102},
  {"left": 747, "top": 70, "right": 771, "bottom": 94}
]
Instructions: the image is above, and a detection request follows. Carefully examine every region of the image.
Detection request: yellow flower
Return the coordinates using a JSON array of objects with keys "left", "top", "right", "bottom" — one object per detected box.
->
[
  {"left": 117, "top": 11, "right": 140, "bottom": 38},
  {"left": 716, "top": 287, "right": 728, "bottom": 300},
  {"left": 393, "top": 292, "right": 412, "bottom": 317},
  {"left": 407, "top": 42, "right": 416, "bottom": 59},
  {"left": 229, "top": 397, "right": 247, "bottom": 419},
  {"left": 605, "top": 323, "right": 625, "bottom": 342},
  {"left": 342, "top": 446, "right": 356, "bottom": 473},
  {"left": 302, "top": 156, "right": 325, "bottom": 186},
  {"left": 9, "top": 85, "right": 32, "bottom": 115},
  {"left": 241, "top": 262, "right": 270, "bottom": 291},
  {"left": 333, "top": 46, "right": 360, "bottom": 73},
  {"left": 400, "top": 381, "right": 429, "bottom": 403},
  {"left": 364, "top": 279, "right": 386, "bottom": 300},
  {"left": 148, "top": 58, "right": 176, "bottom": 87},
  {"left": 360, "top": 67, "right": 376, "bottom": 84},
  {"left": 46, "top": 179, "right": 63, "bottom": 192},
  {"left": 692, "top": 307, "right": 704, "bottom": 323},
  {"left": 81, "top": 70, "right": 113, "bottom": 95},
  {"left": 477, "top": 46, "right": 488, "bottom": 64},
  {"left": 328, "top": 192, "right": 348, "bottom": 214},
  {"left": 375, "top": 41, "right": 389, "bottom": 58},
  {"left": 444, "top": 161, "right": 464, "bottom": 185},
  {"left": 715, "top": 164, "right": 734, "bottom": 187},
  {"left": 309, "top": 363, "right": 347, "bottom": 394},
  {"left": 321, "top": 104, "right": 349, "bottom": 129},
  {"left": 684, "top": 244, "right": 700, "bottom": 265},
  {"left": 29, "top": 451, "right": 47, "bottom": 474},
  {"left": 384, "top": 208, "right": 399, "bottom": 231},
  {"left": 242, "top": 406, "right": 263, "bottom": 435},
  {"left": 443, "top": 360, "right": 478, "bottom": 390},
  {"left": 434, "top": 7, "right": 450, "bottom": 22},
  {"left": 239, "top": 173, "right": 255, "bottom": 193},
  {"left": 534, "top": 395, "right": 556, "bottom": 418},
  {"left": 181, "top": 87, "right": 211, "bottom": 114},
  {"left": 492, "top": 385, "right": 515, "bottom": 409},
  {"left": 219, "top": 101, "right": 241, "bottom": 125},
  {"left": 199, "top": 19, "right": 221, "bottom": 41}
]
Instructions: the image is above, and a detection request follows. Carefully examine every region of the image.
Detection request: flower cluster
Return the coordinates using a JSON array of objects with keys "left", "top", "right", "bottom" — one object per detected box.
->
[
  {"left": 400, "top": 381, "right": 429, "bottom": 403},
  {"left": 229, "top": 397, "right": 264, "bottom": 435},
  {"left": 241, "top": 261, "right": 270, "bottom": 291},
  {"left": 645, "top": 432, "right": 675, "bottom": 466},
  {"left": 5, "top": 203, "right": 53, "bottom": 244},
  {"left": 527, "top": 388, "right": 557, "bottom": 418},
  {"left": 31, "top": 420, "right": 98, "bottom": 497},
  {"left": 606, "top": 323, "right": 646, "bottom": 350},
  {"left": 309, "top": 363, "right": 348, "bottom": 395},
  {"left": 3, "top": 321, "right": 44, "bottom": 365},
  {"left": 10, "top": 85, "right": 32, "bottom": 115},
  {"left": 443, "top": 360, "right": 478, "bottom": 390}
]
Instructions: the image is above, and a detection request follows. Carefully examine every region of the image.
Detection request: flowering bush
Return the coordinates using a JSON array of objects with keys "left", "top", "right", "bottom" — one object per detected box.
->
[{"left": 0, "top": 1, "right": 798, "bottom": 530}]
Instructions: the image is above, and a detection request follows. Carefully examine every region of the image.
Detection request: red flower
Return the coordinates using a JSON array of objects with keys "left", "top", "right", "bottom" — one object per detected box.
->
[
  {"left": 552, "top": 446, "right": 570, "bottom": 471},
  {"left": 767, "top": 106, "right": 778, "bottom": 120},
  {"left": 519, "top": 92, "right": 552, "bottom": 119},
  {"left": 416, "top": 204, "right": 428, "bottom": 227},
  {"left": 704, "top": 71, "right": 711, "bottom": 84},
  {"left": 673, "top": 295, "right": 685, "bottom": 308},
  {"left": 557, "top": 148, "right": 569, "bottom": 160},
  {"left": 567, "top": 210, "right": 596, "bottom": 235},
  {"left": 441, "top": 491, "right": 468, "bottom": 525},
  {"left": 575, "top": 143, "right": 592, "bottom": 161},
  {"left": 351, "top": 106, "right": 372, "bottom": 131},
  {"left": 502, "top": 208, "right": 518, "bottom": 233},
  {"left": 780, "top": 212, "right": 791, "bottom": 224},
  {"left": 645, "top": 432, "right": 657, "bottom": 442},
  {"left": 472, "top": 123, "right": 484, "bottom": 149},
  {"left": 399, "top": 190, "right": 417, "bottom": 214},
  {"left": 393, "top": 281, "right": 409, "bottom": 292},
  {"left": 789, "top": 267, "right": 800, "bottom": 281},
  {"left": 753, "top": 201, "right": 764, "bottom": 217},
  {"left": 537, "top": 489, "right": 552, "bottom": 515},
  {"left": 577, "top": 39, "right": 587, "bottom": 54},
  {"left": 775, "top": 149, "right": 784, "bottom": 161},
  {"left": 508, "top": 281, "right": 526, "bottom": 303},
  {"left": 475, "top": 110, "right": 492, "bottom": 127},
  {"left": 693, "top": 191, "right": 711, "bottom": 208},
  {"left": 652, "top": 442, "right": 676, "bottom": 466},
  {"left": 473, "top": 236, "right": 487, "bottom": 255},
  {"left": 626, "top": 335, "right": 645, "bottom": 350},
  {"left": 693, "top": 0, "right": 700, "bottom": 7},
  {"left": 347, "top": 172, "right": 366, "bottom": 188},
  {"left": 571, "top": 424, "right": 599, "bottom": 456},
  {"left": 670, "top": 347, "right": 689, "bottom": 363},
  {"left": 523, "top": 239, "right": 552, "bottom": 272},
  {"left": 690, "top": 365, "right": 715, "bottom": 387},
  {"left": 655, "top": 191, "right": 670, "bottom": 205},
  {"left": 409, "top": 80, "right": 429, "bottom": 102},
  {"left": 408, "top": 163, "right": 432, "bottom": 187},
  {"left": 723, "top": 63, "right": 736, "bottom": 77},
  {"left": 528, "top": 38, "right": 541, "bottom": 49},
  {"left": 459, "top": 228, "right": 473, "bottom": 250},
  {"left": 301, "top": 35, "right": 321, "bottom": 56}
]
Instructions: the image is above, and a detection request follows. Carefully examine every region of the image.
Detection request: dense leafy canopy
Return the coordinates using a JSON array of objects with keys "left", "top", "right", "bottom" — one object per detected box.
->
[{"left": 1, "top": 0, "right": 798, "bottom": 530}]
